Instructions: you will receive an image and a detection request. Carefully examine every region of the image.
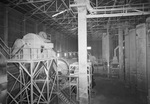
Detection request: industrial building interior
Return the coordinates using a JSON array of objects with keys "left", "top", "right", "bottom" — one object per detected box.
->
[{"left": 0, "top": 0, "right": 150, "bottom": 104}]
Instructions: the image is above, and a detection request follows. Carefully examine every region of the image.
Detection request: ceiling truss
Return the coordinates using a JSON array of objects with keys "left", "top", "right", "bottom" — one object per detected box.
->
[{"left": 2, "top": 0, "right": 150, "bottom": 40}]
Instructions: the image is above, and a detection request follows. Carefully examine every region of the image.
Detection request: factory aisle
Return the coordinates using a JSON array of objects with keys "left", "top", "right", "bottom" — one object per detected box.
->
[{"left": 91, "top": 74, "right": 140, "bottom": 104}]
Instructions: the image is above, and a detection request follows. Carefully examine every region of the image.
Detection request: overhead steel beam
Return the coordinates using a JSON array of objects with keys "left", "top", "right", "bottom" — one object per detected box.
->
[
  {"left": 6, "top": 0, "right": 45, "bottom": 22},
  {"left": 14, "top": 0, "right": 53, "bottom": 4},
  {"left": 87, "top": 16, "right": 144, "bottom": 22},
  {"left": 25, "top": 1, "right": 52, "bottom": 16},
  {"left": 86, "top": 12, "right": 150, "bottom": 18},
  {"left": 93, "top": 3, "right": 150, "bottom": 10}
]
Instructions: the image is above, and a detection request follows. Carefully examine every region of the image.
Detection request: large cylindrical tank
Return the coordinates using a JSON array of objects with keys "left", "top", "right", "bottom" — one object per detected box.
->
[
  {"left": 11, "top": 39, "right": 25, "bottom": 59},
  {"left": 0, "top": 52, "right": 7, "bottom": 104},
  {"left": 57, "top": 58, "right": 69, "bottom": 75}
]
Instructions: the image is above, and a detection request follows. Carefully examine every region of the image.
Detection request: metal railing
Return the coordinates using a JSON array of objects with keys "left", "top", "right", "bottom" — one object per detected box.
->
[
  {"left": 93, "top": 3, "right": 150, "bottom": 14},
  {"left": 10, "top": 48, "right": 56, "bottom": 60},
  {"left": 86, "top": 3, "right": 150, "bottom": 18}
]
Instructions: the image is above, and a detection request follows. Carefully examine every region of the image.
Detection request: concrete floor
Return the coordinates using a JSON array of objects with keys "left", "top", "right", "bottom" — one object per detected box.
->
[{"left": 91, "top": 74, "right": 141, "bottom": 104}]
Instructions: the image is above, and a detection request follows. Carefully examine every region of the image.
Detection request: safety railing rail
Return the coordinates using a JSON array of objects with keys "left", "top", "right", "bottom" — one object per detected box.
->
[
  {"left": 92, "top": 3, "right": 150, "bottom": 14},
  {"left": 9, "top": 48, "right": 56, "bottom": 61},
  {"left": 94, "top": 3, "right": 150, "bottom": 9}
]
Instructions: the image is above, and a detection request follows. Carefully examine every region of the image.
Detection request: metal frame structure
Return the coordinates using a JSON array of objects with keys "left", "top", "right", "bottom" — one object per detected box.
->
[
  {"left": 6, "top": 51, "right": 58, "bottom": 104},
  {"left": 0, "top": 1, "right": 150, "bottom": 104},
  {"left": 6, "top": 0, "right": 77, "bottom": 38},
  {"left": 2, "top": 0, "right": 150, "bottom": 39},
  {"left": 69, "top": 63, "right": 92, "bottom": 104},
  {"left": 5, "top": 48, "right": 79, "bottom": 104},
  {"left": 86, "top": 3, "right": 150, "bottom": 18}
]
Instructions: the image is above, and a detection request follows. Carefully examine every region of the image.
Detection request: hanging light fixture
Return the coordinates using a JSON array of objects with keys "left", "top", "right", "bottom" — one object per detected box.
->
[{"left": 52, "top": 9, "right": 67, "bottom": 17}]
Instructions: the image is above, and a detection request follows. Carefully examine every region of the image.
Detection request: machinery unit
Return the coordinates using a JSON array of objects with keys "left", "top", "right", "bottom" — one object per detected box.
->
[{"left": 11, "top": 32, "right": 55, "bottom": 60}]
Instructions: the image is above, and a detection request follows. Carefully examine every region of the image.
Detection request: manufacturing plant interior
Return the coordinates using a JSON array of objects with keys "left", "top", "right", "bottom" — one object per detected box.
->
[{"left": 0, "top": 0, "right": 150, "bottom": 104}]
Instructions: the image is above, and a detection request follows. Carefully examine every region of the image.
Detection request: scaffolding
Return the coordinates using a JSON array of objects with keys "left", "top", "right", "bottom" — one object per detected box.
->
[
  {"left": 69, "top": 62, "right": 92, "bottom": 104},
  {"left": 6, "top": 48, "right": 58, "bottom": 104},
  {"left": 6, "top": 48, "right": 79, "bottom": 104}
]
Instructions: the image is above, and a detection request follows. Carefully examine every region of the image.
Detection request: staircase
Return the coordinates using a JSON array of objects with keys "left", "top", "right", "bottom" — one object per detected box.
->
[
  {"left": 0, "top": 38, "right": 10, "bottom": 59},
  {"left": 57, "top": 91, "right": 77, "bottom": 104}
]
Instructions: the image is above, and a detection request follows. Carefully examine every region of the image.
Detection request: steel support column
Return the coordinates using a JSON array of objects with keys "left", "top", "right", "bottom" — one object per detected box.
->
[
  {"left": 4, "top": 7, "right": 8, "bottom": 45},
  {"left": 78, "top": 5, "right": 89, "bottom": 104},
  {"left": 118, "top": 27, "right": 124, "bottom": 81}
]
